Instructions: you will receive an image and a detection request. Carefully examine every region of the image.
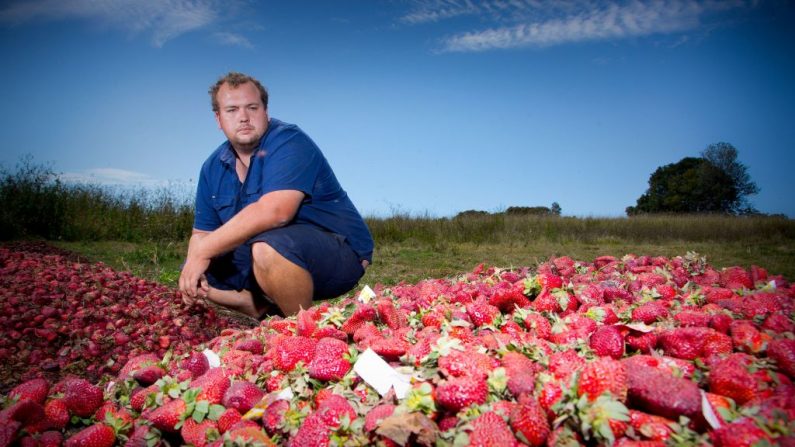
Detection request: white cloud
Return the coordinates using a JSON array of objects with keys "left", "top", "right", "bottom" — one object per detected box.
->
[
  {"left": 212, "top": 31, "right": 253, "bottom": 48},
  {"left": 402, "top": 0, "right": 752, "bottom": 52},
  {"left": 60, "top": 168, "right": 165, "bottom": 186},
  {"left": 0, "top": 0, "right": 244, "bottom": 47}
]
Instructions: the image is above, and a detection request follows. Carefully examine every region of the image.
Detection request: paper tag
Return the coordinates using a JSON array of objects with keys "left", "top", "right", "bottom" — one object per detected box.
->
[
  {"left": 623, "top": 322, "right": 655, "bottom": 333},
  {"left": 358, "top": 285, "right": 376, "bottom": 304},
  {"left": 202, "top": 349, "right": 221, "bottom": 368},
  {"left": 353, "top": 348, "right": 411, "bottom": 399},
  {"left": 701, "top": 391, "right": 722, "bottom": 430},
  {"left": 276, "top": 387, "right": 294, "bottom": 401}
]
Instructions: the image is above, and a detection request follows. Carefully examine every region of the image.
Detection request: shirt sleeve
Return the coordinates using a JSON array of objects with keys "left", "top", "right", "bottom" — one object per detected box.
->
[
  {"left": 193, "top": 166, "right": 221, "bottom": 231},
  {"left": 260, "top": 131, "right": 322, "bottom": 197}
]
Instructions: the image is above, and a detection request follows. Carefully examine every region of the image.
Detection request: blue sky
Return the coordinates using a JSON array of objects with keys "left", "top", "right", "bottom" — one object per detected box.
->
[{"left": 1, "top": 0, "right": 793, "bottom": 218}]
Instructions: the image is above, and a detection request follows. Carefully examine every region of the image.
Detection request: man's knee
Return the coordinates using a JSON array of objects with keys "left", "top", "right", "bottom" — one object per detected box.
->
[{"left": 251, "top": 241, "right": 278, "bottom": 273}]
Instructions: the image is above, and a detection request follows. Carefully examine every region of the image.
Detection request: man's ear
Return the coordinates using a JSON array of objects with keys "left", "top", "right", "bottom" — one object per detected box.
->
[{"left": 214, "top": 112, "right": 222, "bottom": 129}]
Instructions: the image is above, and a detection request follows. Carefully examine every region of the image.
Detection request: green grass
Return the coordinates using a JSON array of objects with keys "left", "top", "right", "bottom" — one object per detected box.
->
[{"left": 5, "top": 158, "right": 794, "bottom": 289}]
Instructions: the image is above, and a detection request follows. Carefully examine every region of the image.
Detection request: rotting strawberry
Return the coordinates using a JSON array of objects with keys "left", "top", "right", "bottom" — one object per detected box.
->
[
  {"left": 132, "top": 365, "right": 166, "bottom": 386},
  {"left": 624, "top": 362, "right": 701, "bottom": 422},
  {"left": 768, "top": 338, "right": 795, "bottom": 379},
  {"left": 589, "top": 325, "right": 625, "bottom": 359},
  {"left": 510, "top": 396, "right": 550, "bottom": 447},
  {"left": 8, "top": 378, "right": 49, "bottom": 405},
  {"left": 376, "top": 298, "right": 406, "bottom": 329},
  {"left": 181, "top": 351, "right": 210, "bottom": 379},
  {"left": 145, "top": 398, "right": 187, "bottom": 433},
  {"left": 340, "top": 303, "right": 377, "bottom": 335},
  {"left": 308, "top": 337, "right": 353, "bottom": 382},
  {"left": 364, "top": 404, "right": 395, "bottom": 432},
  {"left": 190, "top": 367, "right": 231, "bottom": 404},
  {"left": 181, "top": 417, "right": 218, "bottom": 447},
  {"left": 468, "top": 411, "right": 520, "bottom": 447},
  {"left": 578, "top": 356, "right": 628, "bottom": 402},
  {"left": 63, "top": 377, "right": 104, "bottom": 418}
]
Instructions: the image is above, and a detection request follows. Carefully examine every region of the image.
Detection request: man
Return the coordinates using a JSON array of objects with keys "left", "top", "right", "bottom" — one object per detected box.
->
[{"left": 179, "top": 72, "right": 373, "bottom": 318}]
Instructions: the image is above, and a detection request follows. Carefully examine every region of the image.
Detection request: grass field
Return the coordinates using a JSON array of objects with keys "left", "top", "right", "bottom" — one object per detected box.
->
[
  {"left": 55, "top": 213, "right": 795, "bottom": 292},
  {"left": 4, "top": 160, "right": 794, "bottom": 290}
]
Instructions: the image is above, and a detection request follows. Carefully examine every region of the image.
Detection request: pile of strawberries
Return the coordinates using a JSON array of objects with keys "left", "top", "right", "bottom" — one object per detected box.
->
[
  {"left": 2, "top": 247, "right": 795, "bottom": 447},
  {"left": 0, "top": 243, "right": 241, "bottom": 390}
]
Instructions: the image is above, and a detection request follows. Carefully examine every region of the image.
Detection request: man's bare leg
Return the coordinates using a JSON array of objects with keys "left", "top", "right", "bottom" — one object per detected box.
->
[
  {"left": 203, "top": 286, "right": 268, "bottom": 319},
  {"left": 251, "top": 241, "right": 313, "bottom": 316}
]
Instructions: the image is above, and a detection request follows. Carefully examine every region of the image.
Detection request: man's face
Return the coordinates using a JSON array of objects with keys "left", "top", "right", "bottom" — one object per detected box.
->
[{"left": 214, "top": 81, "right": 269, "bottom": 153}]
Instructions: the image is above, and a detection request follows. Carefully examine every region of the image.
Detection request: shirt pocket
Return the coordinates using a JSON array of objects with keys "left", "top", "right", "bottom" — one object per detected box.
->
[{"left": 211, "top": 195, "right": 236, "bottom": 224}]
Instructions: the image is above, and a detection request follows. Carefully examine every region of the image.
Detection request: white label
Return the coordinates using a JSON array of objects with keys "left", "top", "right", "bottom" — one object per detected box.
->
[
  {"left": 202, "top": 349, "right": 221, "bottom": 368},
  {"left": 353, "top": 348, "right": 411, "bottom": 399},
  {"left": 358, "top": 285, "right": 376, "bottom": 304}
]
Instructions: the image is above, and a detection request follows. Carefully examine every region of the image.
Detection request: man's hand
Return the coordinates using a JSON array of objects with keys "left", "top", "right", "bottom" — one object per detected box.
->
[{"left": 179, "top": 231, "right": 211, "bottom": 304}]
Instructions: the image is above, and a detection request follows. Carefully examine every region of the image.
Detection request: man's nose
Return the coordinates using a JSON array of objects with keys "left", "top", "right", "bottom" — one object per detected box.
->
[{"left": 238, "top": 109, "right": 250, "bottom": 121}]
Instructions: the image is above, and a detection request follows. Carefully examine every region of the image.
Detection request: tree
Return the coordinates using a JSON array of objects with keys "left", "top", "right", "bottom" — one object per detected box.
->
[
  {"left": 550, "top": 202, "right": 562, "bottom": 216},
  {"left": 626, "top": 157, "right": 737, "bottom": 215},
  {"left": 627, "top": 143, "right": 759, "bottom": 215},
  {"left": 701, "top": 142, "right": 759, "bottom": 210}
]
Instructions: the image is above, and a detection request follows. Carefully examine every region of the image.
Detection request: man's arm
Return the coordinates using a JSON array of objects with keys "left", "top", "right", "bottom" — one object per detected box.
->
[{"left": 178, "top": 189, "right": 304, "bottom": 299}]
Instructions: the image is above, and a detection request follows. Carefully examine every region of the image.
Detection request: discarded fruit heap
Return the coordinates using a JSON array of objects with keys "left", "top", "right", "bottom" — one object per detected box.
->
[
  {"left": 0, "top": 243, "right": 242, "bottom": 390},
  {"left": 2, "top": 251, "right": 795, "bottom": 447}
]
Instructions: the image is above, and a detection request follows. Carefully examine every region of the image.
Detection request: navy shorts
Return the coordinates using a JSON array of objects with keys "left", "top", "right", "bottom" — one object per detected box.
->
[{"left": 204, "top": 224, "right": 365, "bottom": 300}]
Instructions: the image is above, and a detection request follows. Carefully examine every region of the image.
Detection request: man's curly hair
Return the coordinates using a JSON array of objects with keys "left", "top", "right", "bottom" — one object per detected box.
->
[{"left": 209, "top": 72, "right": 269, "bottom": 112}]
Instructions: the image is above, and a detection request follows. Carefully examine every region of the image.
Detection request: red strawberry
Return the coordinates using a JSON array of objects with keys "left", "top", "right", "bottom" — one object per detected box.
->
[
  {"left": 43, "top": 398, "right": 69, "bottom": 430},
  {"left": 436, "top": 376, "right": 488, "bottom": 412},
  {"left": 315, "top": 393, "right": 356, "bottom": 427},
  {"left": 548, "top": 350, "right": 586, "bottom": 382},
  {"left": 289, "top": 413, "right": 330, "bottom": 447},
  {"left": 234, "top": 338, "right": 264, "bottom": 354},
  {"left": 94, "top": 402, "right": 133, "bottom": 434},
  {"left": 674, "top": 310, "right": 712, "bottom": 328},
  {"left": 369, "top": 336, "right": 409, "bottom": 360},
  {"left": 578, "top": 357, "right": 628, "bottom": 402},
  {"left": 628, "top": 410, "right": 674, "bottom": 441},
  {"left": 190, "top": 368, "right": 231, "bottom": 404},
  {"left": 522, "top": 311, "right": 552, "bottom": 340},
  {"left": 631, "top": 301, "right": 668, "bottom": 324},
  {"left": 590, "top": 325, "right": 625, "bottom": 359},
  {"left": 38, "top": 431, "right": 63, "bottom": 447},
  {"left": 624, "top": 362, "right": 701, "bottom": 422},
  {"left": 9, "top": 378, "right": 49, "bottom": 405},
  {"left": 181, "top": 351, "right": 210, "bottom": 379},
  {"left": 730, "top": 320, "right": 769, "bottom": 354},
  {"left": 217, "top": 407, "right": 243, "bottom": 434},
  {"left": 180, "top": 418, "right": 218, "bottom": 447},
  {"left": 0, "top": 421, "right": 21, "bottom": 447},
  {"left": 709, "top": 353, "right": 764, "bottom": 405},
  {"left": 468, "top": 411, "right": 520, "bottom": 447},
  {"left": 500, "top": 352, "right": 538, "bottom": 398},
  {"left": 63, "top": 378, "right": 103, "bottom": 418},
  {"left": 118, "top": 353, "right": 160, "bottom": 380},
  {"left": 269, "top": 335, "right": 317, "bottom": 371},
  {"left": 625, "top": 330, "right": 658, "bottom": 353},
  {"left": 222, "top": 381, "right": 265, "bottom": 413},
  {"left": 711, "top": 418, "right": 772, "bottom": 447},
  {"left": 262, "top": 400, "right": 289, "bottom": 434},
  {"left": 132, "top": 365, "right": 166, "bottom": 386},
  {"left": 439, "top": 350, "right": 499, "bottom": 379},
  {"left": 510, "top": 397, "right": 550, "bottom": 447},
  {"left": 719, "top": 266, "right": 753, "bottom": 290},
  {"left": 64, "top": 423, "right": 116, "bottom": 447},
  {"left": 340, "top": 303, "right": 377, "bottom": 334},
  {"left": 296, "top": 308, "right": 318, "bottom": 337},
  {"left": 466, "top": 299, "right": 501, "bottom": 327},
  {"left": 145, "top": 398, "right": 187, "bottom": 433},
  {"left": 130, "top": 384, "right": 159, "bottom": 412},
  {"left": 308, "top": 337, "right": 352, "bottom": 381},
  {"left": 364, "top": 404, "right": 395, "bottom": 432},
  {"left": 376, "top": 298, "right": 406, "bottom": 329},
  {"left": 768, "top": 338, "right": 795, "bottom": 379}
]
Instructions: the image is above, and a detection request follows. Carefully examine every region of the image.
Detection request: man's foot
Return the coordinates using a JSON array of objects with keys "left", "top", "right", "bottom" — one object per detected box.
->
[{"left": 204, "top": 286, "right": 273, "bottom": 319}]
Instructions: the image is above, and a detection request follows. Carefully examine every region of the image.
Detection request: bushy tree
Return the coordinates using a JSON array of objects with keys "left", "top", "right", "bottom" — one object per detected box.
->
[
  {"left": 701, "top": 142, "right": 759, "bottom": 211},
  {"left": 550, "top": 202, "right": 562, "bottom": 216}
]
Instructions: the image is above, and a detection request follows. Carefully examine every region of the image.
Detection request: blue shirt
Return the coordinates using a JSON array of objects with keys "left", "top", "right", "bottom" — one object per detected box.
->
[{"left": 194, "top": 118, "right": 374, "bottom": 263}]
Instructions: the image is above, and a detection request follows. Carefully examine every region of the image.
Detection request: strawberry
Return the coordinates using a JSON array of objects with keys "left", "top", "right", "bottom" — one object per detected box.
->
[
  {"left": 2, "top": 398, "right": 44, "bottom": 426},
  {"left": 659, "top": 327, "right": 727, "bottom": 360},
  {"left": 64, "top": 423, "right": 116, "bottom": 447},
  {"left": 43, "top": 398, "right": 69, "bottom": 430},
  {"left": 674, "top": 310, "right": 712, "bottom": 328},
  {"left": 269, "top": 335, "right": 317, "bottom": 371},
  {"left": 708, "top": 353, "right": 764, "bottom": 405},
  {"left": 628, "top": 410, "right": 674, "bottom": 441},
  {"left": 376, "top": 298, "right": 406, "bottom": 329},
  {"left": 38, "top": 431, "right": 63, "bottom": 447},
  {"left": 63, "top": 378, "right": 104, "bottom": 418},
  {"left": 711, "top": 418, "right": 772, "bottom": 447},
  {"left": 631, "top": 301, "right": 668, "bottom": 324},
  {"left": 500, "top": 352, "right": 538, "bottom": 398},
  {"left": 262, "top": 400, "right": 289, "bottom": 434},
  {"left": 340, "top": 303, "right": 376, "bottom": 334},
  {"left": 217, "top": 407, "right": 243, "bottom": 434},
  {"left": 315, "top": 393, "right": 357, "bottom": 427},
  {"left": 589, "top": 325, "right": 625, "bottom": 359},
  {"left": 578, "top": 357, "right": 628, "bottom": 402},
  {"left": 510, "top": 397, "right": 550, "bottom": 447},
  {"left": 369, "top": 336, "right": 409, "bottom": 360},
  {"left": 521, "top": 312, "right": 552, "bottom": 340},
  {"left": 439, "top": 350, "right": 499, "bottom": 379},
  {"left": 130, "top": 384, "right": 159, "bottom": 412},
  {"left": 364, "top": 404, "right": 395, "bottom": 432},
  {"left": 145, "top": 398, "right": 187, "bottom": 433},
  {"left": 466, "top": 299, "right": 501, "bottom": 327},
  {"left": 118, "top": 353, "right": 161, "bottom": 380},
  {"left": 289, "top": 413, "right": 330, "bottom": 447},
  {"left": 768, "top": 338, "right": 795, "bottom": 379},
  {"left": 719, "top": 266, "right": 753, "bottom": 290},
  {"left": 548, "top": 349, "right": 585, "bottom": 382},
  {"left": 94, "top": 402, "right": 133, "bottom": 434},
  {"left": 467, "top": 411, "right": 520, "bottom": 447},
  {"left": 730, "top": 320, "right": 769, "bottom": 354},
  {"left": 308, "top": 337, "right": 352, "bottom": 381},
  {"left": 0, "top": 421, "right": 21, "bottom": 447},
  {"left": 234, "top": 337, "right": 264, "bottom": 354},
  {"left": 181, "top": 351, "right": 210, "bottom": 379},
  {"left": 9, "top": 378, "right": 49, "bottom": 405},
  {"left": 489, "top": 286, "right": 530, "bottom": 313},
  {"left": 624, "top": 362, "right": 701, "bottom": 422},
  {"left": 180, "top": 418, "right": 218, "bottom": 447},
  {"left": 296, "top": 308, "right": 318, "bottom": 337},
  {"left": 132, "top": 365, "right": 166, "bottom": 386},
  {"left": 190, "top": 367, "right": 231, "bottom": 404},
  {"left": 222, "top": 381, "right": 265, "bottom": 413},
  {"left": 436, "top": 375, "right": 488, "bottom": 412}
]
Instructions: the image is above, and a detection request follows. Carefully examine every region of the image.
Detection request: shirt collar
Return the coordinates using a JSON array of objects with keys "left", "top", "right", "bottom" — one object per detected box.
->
[{"left": 218, "top": 118, "right": 274, "bottom": 167}]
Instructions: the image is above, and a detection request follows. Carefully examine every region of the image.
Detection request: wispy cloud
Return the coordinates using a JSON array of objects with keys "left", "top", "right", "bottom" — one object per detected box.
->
[
  {"left": 212, "top": 31, "right": 253, "bottom": 48},
  {"left": 402, "top": 0, "right": 753, "bottom": 52},
  {"left": 0, "top": 0, "right": 247, "bottom": 47},
  {"left": 61, "top": 168, "right": 165, "bottom": 186}
]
